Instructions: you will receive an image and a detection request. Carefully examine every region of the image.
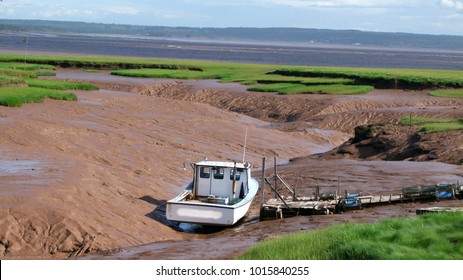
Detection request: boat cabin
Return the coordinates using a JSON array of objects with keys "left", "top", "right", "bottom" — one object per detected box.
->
[{"left": 193, "top": 161, "right": 250, "bottom": 203}]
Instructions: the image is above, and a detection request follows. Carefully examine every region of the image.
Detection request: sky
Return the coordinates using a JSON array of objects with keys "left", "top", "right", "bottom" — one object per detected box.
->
[{"left": 1, "top": 0, "right": 463, "bottom": 36}]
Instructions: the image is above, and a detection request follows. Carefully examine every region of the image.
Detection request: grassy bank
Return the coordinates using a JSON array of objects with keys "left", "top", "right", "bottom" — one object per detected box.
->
[
  {"left": 25, "top": 79, "right": 99, "bottom": 91},
  {"left": 0, "top": 87, "right": 77, "bottom": 107},
  {"left": 400, "top": 116, "right": 463, "bottom": 133},
  {"left": 272, "top": 67, "right": 463, "bottom": 90},
  {"left": 238, "top": 212, "right": 463, "bottom": 260},
  {"left": 0, "top": 60, "right": 98, "bottom": 107},
  {"left": 0, "top": 75, "right": 23, "bottom": 87},
  {"left": 248, "top": 83, "right": 374, "bottom": 95},
  {"left": 2, "top": 54, "right": 463, "bottom": 101},
  {"left": 430, "top": 89, "right": 463, "bottom": 99}
]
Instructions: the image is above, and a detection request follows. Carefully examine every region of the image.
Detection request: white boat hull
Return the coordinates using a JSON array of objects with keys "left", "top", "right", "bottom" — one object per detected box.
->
[{"left": 166, "top": 178, "right": 259, "bottom": 226}]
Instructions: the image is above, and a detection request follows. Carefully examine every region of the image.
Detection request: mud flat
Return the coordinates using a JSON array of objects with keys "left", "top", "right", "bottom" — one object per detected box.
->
[{"left": 1, "top": 69, "right": 463, "bottom": 259}]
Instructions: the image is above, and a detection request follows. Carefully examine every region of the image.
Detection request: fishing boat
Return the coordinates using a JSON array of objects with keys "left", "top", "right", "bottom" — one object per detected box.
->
[{"left": 166, "top": 159, "right": 259, "bottom": 226}]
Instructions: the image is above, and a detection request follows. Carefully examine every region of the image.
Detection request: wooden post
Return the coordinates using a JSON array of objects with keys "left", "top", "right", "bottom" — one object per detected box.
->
[
  {"left": 260, "top": 157, "right": 266, "bottom": 208},
  {"left": 265, "top": 178, "right": 292, "bottom": 211},
  {"left": 274, "top": 156, "right": 278, "bottom": 198}
]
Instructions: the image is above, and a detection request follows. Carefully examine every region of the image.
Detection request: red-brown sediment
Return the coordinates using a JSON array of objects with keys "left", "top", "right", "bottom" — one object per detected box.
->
[{"left": 1, "top": 69, "right": 462, "bottom": 259}]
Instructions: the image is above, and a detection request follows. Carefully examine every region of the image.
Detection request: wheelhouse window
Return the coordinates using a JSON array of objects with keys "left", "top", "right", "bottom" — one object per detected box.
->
[
  {"left": 213, "top": 167, "right": 224, "bottom": 179},
  {"left": 199, "top": 167, "right": 211, "bottom": 178},
  {"left": 230, "top": 168, "right": 243, "bottom": 180}
]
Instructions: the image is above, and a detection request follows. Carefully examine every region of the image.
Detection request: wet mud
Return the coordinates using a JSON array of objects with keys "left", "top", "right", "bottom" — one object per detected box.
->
[{"left": 1, "top": 69, "right": 462, "bottom": 259}]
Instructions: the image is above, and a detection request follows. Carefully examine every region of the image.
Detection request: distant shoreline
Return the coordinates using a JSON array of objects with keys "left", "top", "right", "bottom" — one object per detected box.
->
[
  {"left": 2, "top": 19, "right": 463, "bottom": 52},
  {"left": 1, "top": 32, "right": 463, "bottom": 70}
]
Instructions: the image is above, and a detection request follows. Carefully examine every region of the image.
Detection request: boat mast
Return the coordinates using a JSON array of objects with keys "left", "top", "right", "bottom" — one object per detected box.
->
[
  {"left": 242, "top": 125, "right": 248, "bottom": 163},
  {"left": 232, "top": 161, "right": 237, "bottom": 198}
]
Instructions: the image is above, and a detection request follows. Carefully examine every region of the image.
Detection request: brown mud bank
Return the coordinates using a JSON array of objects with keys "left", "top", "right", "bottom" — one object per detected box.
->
[
  {"left": 321, "top": 124, "right": 463, "bottom": 165},
  {"left": 1, "top": 69, "right": 463, "bottom": 259}
]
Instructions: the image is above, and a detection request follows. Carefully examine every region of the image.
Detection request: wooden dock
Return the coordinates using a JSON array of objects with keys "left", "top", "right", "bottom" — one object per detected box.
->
[
  {"left": 260, "top": 196, "right": 338, "bottom": 220},
  {"left": 261, "top": 185, "right": 463, "bottom": 220},
  {"left": 260, "top": 168, "right": 463, "bottom": 220},
  {"left": 258, "top": 157, "right": 463, "bottom": 220}
]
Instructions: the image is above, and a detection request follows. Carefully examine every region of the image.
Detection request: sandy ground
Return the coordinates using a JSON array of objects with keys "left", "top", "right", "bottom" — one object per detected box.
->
[{"left": 1, "top": 69, "right": 463, "bottom": 259}]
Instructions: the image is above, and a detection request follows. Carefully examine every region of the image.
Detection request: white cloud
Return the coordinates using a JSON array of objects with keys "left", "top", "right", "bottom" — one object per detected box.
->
[
  {"left": 0, "top": 2, "right": 142, "bottom": 20},
  {"left": 202, "top": 0, "right": 415, "bottom": 8},
  {"left": 440, "top": 0, "right": 463, "bottom": 10},
  {"left": 40, "top": 7, "right": 79, "bottom": 18},
  {"left": 105, "top": 6, "right": 141, "bottom": 16}
]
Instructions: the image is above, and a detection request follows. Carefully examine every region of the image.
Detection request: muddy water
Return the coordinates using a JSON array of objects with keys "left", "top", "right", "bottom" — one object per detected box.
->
[
  {"left": 0, "top": 159, "right": 43, "bottom": 175},
  {"left": 0, "top": 148, "right": 68, "bottom": 196}
]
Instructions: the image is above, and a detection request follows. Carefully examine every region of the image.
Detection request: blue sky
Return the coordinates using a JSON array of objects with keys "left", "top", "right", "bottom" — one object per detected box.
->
[{"left": 1, "top": 0, "right": 463, "bottom": 35}]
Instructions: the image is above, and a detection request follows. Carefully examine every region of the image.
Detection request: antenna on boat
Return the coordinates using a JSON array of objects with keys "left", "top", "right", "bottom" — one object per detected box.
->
[{"left": 242, "top": 125, "right": 248, "bottom": 163}]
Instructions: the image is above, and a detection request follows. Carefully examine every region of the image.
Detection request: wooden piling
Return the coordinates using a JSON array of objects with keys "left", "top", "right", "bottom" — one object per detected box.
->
[
  {"left": 260, "top": 157, "right": 265, "bottom": 208},
  {"left": 274, "top": 156, "right": 277, "bottom": 197}
]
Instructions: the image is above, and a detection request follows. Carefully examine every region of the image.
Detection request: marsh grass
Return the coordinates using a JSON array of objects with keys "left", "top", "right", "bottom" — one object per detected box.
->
[
  {"left": 112, "top": 66, "right": 371, "bottom": 95},
  {"left": 0, "top": 68, "right": 39, "bottom": 79},
  {"left": 238, "top": 212, "right": 463, "bottom": 260},
  {"left": 430, "top": 89, "right": 463, "bottom": 99},
  {"left": 2, "top": 54, "right": 463, "bottom": 97},
  {"left": 0, "top": 62, "right": 55, "bottom": 71},
  {"left": 0, "top": 61, "right": 103, "bottom": 106},
  {"left": 0, "top": 87, "right": 77, "bottom": 107},
  {"left": 36, "top": 71, "right": 57, "bottom": 77},
  {"left": 249, "top": 83, "right": 373, "bottom": 95},
  {"left": 400, "top": 116, "right": 463, "bottom": 133},
  {"left": 25, "top": 79, "right": 99, "bottom": 91},
  {"left": 273, "top": 67, "right": 463, "bottom": 89},
  {"left": 111, "top": 68, "right": 221, "bottom": 80},
  {"left": 419, "top": 123, "right": 463, "bottom": 133},
  {"left": 0, "top": 75, "right": 24, "bottom": 87}
]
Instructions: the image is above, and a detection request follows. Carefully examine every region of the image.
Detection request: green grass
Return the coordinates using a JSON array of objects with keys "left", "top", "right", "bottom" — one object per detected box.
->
[
  {"left": 0, "top": 60, "right": 103, "bottom": 106},
  {"left": 2, "top": 54, "right": 463, "bottom": 98},
  {"left": 238, "top": 212, "right": 463, "bottom": 260},
  {"left": 273, "top": 67, "right": 463, "bottom": 89},
  {"left": 272, "top": 77, "right": 352, "bottom": 85},
  {"left": 0, "top": 62, "right": 55, "bottom": 71},
  {"left": 0, "top": 75, "right": 24, "bottom": 87},
  {"left": 111, "top": 68, "right": 222, "bottom": 80},
  {"left": 400, "top": 116, "right": 463, "bottom": 133},
  {"left": 0, "top": 62, "right": 55, "bottom": 79},
  {"left": 0, "top": 54, "right": 207, "bottom": 71},
  {"left": 35, "top": 71, "right": 57, "bottom": 77},
  {"left": 430, "top": 89, "right": 463, "bottom": 99},
  {"left": 0, "top": 86, "right": 77, "bottom": 107},
  {"left": 110, "top": 62, "right": 279, "bottom": 84},
  {"left": 249, "top": 83, "right": 373, "bottom": 95},
  {"left": 25, "top": 78, "right": 99, "bottom": 91},
  {"left": 111, "top": 62, "right": 372, "bottom": 95},
  {"left": 0, "top": 68, "right": 39, "bottom": 79}
]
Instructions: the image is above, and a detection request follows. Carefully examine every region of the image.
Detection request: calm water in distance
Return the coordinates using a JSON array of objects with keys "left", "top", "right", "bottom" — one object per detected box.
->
[{"left": 1, "top": 33, "right": 463, "bottom": 70}]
